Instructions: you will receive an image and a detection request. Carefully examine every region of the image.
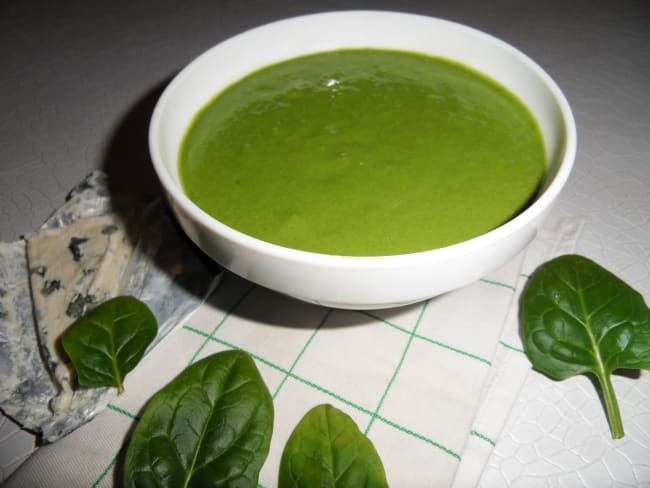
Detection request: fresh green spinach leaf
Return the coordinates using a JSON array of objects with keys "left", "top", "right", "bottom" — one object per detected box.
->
[
  {"left": 61, "top": 295, "right": 157, "bottom": 394},
  {"left": 279, "top": 404, "right": 388, "bottom": 488},
  {"left": 124, "top": 350, "right": 274, "bottom": 488},
  {"left": 522, "top": 254, "right": 650, "bottom": 438}
]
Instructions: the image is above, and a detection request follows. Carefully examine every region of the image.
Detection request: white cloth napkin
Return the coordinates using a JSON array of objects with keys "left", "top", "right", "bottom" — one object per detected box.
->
[
  {"left": 453, "top": 216, "right": 583, "bottom": 487},
  {"left": 5, "top": 216, "right": 582, "bottom": 487}
]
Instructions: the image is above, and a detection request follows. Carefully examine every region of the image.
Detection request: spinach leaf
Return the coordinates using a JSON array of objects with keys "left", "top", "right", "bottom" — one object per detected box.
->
[
  {"left": 124, "top": 350, "right": 274, "bottom": 488},
  {"left": 279, "top": 404, "right": 388, "bottom": 488},
  {"left": 61, "top": 295, "right": 157, "bottom": 394},
  {"left": 522, "top": 254, "right": 650, "bottom": 439}
]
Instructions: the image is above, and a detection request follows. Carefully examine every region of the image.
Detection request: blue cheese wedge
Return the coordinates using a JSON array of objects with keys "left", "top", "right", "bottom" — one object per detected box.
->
[
  {"left": 26, "top": 214, "right": 134, "bottom": 440},
  {"left": 27, "top": 215, "right": 133, "bottom": 386},
  {"left": 0, "top": 241, "right": 56, "bottom": 431},
  {"left": 1, "top": 170, "right": 222, "bottom": 442}
]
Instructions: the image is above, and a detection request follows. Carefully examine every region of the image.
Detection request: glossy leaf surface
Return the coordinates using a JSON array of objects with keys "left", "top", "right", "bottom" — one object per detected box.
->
[
  {"left": 61, "top": 295, "right": 157, "bottom": 394},
  {"left": 522, "top": 254, "right": 650, "bottom": 438},
  {"left": 124, "top": 350, "right": 274, "bottom": 487},
  {"left": 279, "top": 404, "right": 388, "bottom": 488}
]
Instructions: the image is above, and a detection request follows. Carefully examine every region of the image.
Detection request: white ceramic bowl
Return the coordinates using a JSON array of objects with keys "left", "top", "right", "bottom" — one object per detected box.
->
[{"left": 149, "top": 10, "right": 576, "bottom": 310}]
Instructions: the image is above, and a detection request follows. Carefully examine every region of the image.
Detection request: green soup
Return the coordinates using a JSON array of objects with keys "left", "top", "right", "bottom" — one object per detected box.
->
[{"left": 179, "top": 49, "right": 546, "bottom": 256}]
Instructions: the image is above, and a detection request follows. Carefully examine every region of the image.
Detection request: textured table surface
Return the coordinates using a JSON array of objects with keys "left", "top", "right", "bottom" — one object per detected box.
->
[{"left": 1, "top": 0, "right": 649, "bottom": 485}]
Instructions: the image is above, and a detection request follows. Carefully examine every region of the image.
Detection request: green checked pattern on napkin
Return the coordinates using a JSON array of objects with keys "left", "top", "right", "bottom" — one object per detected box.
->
[{"left": 6, "top": 217, "right": 582, "bottom": 487}]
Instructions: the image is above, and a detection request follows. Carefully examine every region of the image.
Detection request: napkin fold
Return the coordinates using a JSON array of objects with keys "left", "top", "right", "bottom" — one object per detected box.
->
[
  {"left": 453, "top": 216, "right": 583, "bottom": 487},
  {"left": 6, "top": 216, "right": 582, "bottom": 487}
]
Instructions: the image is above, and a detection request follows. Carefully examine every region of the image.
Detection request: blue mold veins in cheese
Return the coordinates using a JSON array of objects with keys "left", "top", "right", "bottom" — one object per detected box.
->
[{"left": 0, "top": 241, "right": 56, "bottom": 431}]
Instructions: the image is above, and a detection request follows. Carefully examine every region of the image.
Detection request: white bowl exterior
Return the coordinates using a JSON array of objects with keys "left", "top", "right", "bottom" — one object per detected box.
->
[{"left": 150, "top": 11, "right": 576, "bottom": 309}]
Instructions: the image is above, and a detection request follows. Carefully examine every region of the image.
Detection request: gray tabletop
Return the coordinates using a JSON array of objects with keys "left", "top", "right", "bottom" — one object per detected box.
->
[{"left": 2, "top": 0, "right": 649, "bottom": 485}]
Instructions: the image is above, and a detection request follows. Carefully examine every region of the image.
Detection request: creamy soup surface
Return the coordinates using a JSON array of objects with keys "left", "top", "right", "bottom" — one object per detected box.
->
[{"left": 179, "top": 49, "right": 546, "bottom": 256}]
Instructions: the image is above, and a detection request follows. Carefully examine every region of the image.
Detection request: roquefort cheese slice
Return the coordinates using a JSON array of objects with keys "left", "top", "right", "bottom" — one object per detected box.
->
[
  {"left": 26, "top": 213, "right": 136, "bottom": 441},
  {"left": 1, "top": 170, "right": 222, "bottom": 442},
  {"left": 0, "top": 241, "right": 56, "bottom": 431}
]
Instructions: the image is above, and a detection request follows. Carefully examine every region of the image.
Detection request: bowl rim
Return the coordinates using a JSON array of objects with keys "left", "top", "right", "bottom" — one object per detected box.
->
[{"left": 149, "top": 10, "right": 577, "bottom": 269}]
